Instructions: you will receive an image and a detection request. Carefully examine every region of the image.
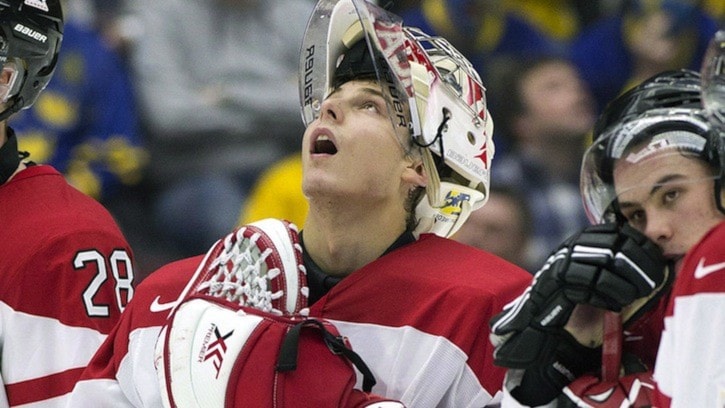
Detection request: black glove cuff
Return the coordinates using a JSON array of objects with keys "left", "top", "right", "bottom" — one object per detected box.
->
[{"left": 508, "top": 330, "right": 601, "bottom": 406}]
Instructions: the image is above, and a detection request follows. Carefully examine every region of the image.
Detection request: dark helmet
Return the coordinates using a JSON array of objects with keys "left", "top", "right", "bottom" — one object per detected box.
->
[
  {"left": 581, "top": 69, "right": 722, "bottom": 224},
  {"left": 0, "top": 0, "right": 63, "bottom": 121}
]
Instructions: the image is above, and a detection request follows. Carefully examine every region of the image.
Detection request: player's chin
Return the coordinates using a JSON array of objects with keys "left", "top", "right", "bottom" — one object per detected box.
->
[{"left": 301, "top": 175, "right": 336, "bottom": 199}]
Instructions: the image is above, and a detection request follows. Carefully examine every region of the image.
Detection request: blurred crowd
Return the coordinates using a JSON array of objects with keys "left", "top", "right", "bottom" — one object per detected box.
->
[{"left": 22, "top": 0, "right": 722, "bottom": 279}]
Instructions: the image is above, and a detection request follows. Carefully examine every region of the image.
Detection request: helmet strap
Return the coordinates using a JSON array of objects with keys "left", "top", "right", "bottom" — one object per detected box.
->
[
  {"left": 715, "top": 178, "right": 725, "bottom": 215},
  {"left": 0, "top": 127, "right": 22, "bottom": 185},
  {"left": 0, "top": 99, "right": 21, "bottom": 123}
]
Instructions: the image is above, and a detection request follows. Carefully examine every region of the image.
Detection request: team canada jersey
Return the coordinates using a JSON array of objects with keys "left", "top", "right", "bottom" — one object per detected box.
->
[
  {"left": 0, "top": 165, "right": 134, "bottom": 407},
  {"left": 309, "top": 234, "right": 533, "bottom": 407},
  {"left": 68, "top": 255, "right": 204, "bottom": 407},
  {"left": 653, "top": 221, "right": 725, "bottom": 407},
  {"left": 68, "top": 234, "right": 531, "bottom": 407}
]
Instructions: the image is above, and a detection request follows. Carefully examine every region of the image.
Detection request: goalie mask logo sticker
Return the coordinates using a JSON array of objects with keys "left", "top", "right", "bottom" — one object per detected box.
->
[
  {"left": 440, "top": 190, "right": 472, "bottom": 216},
  {"left": 24, "top": 0, "right": 49, "bottom": 12}
]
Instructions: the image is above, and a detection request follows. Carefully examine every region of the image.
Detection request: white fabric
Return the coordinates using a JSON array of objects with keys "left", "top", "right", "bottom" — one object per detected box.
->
[
  {"left": 0, "top": 302, "right": 105, "bottom": 384},
  {"left": 654, "top": 293, "right": 725, "bottom": 407},
  {"left": 329, "top": 320, "right": 497, "bottom": 408}
]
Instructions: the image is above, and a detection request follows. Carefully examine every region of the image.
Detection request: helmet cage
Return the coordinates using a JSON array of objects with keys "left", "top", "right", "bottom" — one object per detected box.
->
[{"left": 298, "top": 0, "right": 494, "bottom": 237}]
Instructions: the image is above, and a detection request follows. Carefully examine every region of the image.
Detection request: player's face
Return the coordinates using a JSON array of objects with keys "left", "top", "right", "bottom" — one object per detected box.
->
[
  {"left": 613, "top": 151, "right": 724, "bottom": 273},
  {"left": 519, "top": 60, "right": 596, "bottom": 141},
  {"left": 301, "top": 79, "right": 417, "bottom": 206}
]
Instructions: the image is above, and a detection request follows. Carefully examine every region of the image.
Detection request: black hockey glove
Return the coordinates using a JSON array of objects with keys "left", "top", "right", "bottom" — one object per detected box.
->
[
  {"left": 489, "top": 223, "right": 667, "bottom": 406},
  {"left": 499, "top": 329, "right": 602, "bottom": 406}
]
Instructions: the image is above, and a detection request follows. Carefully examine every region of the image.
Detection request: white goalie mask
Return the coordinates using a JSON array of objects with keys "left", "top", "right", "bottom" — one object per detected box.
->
[{"left": 299, "top": 0, "right": 494, "bottom": 238}]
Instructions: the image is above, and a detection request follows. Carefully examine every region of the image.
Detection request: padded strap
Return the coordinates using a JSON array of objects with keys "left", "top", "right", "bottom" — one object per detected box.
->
[{"left": 277, "top": 318, "right": 377, "bottom": 393}]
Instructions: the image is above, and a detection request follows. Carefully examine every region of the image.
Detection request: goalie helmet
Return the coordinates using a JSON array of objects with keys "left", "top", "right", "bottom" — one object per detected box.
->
[
  {"left": 580, "top": 69, "right": 723, "bottom": 224},
  {"left": 299, "top": 0, "right": 494, "bottom": 238},
  {"left": 0, "top": 0, "right": 63, "bottom": 121}
]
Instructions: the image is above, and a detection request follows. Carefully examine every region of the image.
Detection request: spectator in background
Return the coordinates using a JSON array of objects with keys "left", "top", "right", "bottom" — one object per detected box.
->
[
  {"left": 10, "top": 0, "right": 147, "bottom": 203},
  {"left": 502, "top": 0, "right": 582, "bottom": 44},
  {"left": 451, "top": 184, "right": 534, "bottom": 271},
  {"left": 123, "top": 0, "right": 315, "bottom": 260},
  {"left": 398, "top": 0, "right": 564, "bottom": 84},
  {"left": 488, "top": 54, "right": 596, "bottom": 269},
  {"left": 88, "top": 0, "right": 134, "bottom": 55},
  {"left": 702, "top": 0, "right": 724, "bottom": 23},
  {"left": 570, "top": 0, "right": 719, "bottom": 112}
]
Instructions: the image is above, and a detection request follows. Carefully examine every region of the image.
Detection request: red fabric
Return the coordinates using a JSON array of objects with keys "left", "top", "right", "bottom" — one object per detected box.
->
[
  {"left": 78, "top": 256, "right": 204, "bottom": 382},
  {"left": 5, "top": 367, "right": 85, "bottom": 406},
  {"left": 226, "top": 308, "right": 363, "bottom": 407},
  {"left": 311, "top": 234, "right": 534, "bottom": 395},
  {"left": 0, "top": 165, "right": 133, "bottom": 332},
  {"left": 566, "top": 371, "right": 656, "bottom": 407},
  {"left": 0, "top": 165, "right": 134, "bottom": 405}
]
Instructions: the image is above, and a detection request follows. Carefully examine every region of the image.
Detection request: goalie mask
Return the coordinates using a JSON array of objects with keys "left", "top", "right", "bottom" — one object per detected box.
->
[
  {"left": 299, "top": 0, "right": 494, "bottom": 238},
  {"left": 581, "top": 69, "right": 722, "bottom": 224},
  {"left": 0, "top": 0, "right": 63, "bottom": 121}
]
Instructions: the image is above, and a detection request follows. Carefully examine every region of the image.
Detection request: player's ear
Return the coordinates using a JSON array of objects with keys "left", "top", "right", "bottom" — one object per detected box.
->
[{"left": 403, "top": 158, "right": 427, "bottom": 188}]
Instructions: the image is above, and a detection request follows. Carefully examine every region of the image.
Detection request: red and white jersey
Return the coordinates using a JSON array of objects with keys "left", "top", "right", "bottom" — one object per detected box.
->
[
  {"left": 68, "top": 234, "right": 531, "bottom": 407},
  {"left": 0, "top": 165, "right": 134, "bottom": 407},
  {"left": 654, "top": 221, "right": 725, "bottom": 407},
  {"left": 309, "top": 234, "right": 532, "bottom": 407},
  {"left": 67, "top": 255, "right": 204, "bottom": 407}
]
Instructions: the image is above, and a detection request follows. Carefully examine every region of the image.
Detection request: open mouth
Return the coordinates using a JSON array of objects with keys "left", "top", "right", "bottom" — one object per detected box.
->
[{"left": 313, "top": 135, "right": 338, "bottom": 155}]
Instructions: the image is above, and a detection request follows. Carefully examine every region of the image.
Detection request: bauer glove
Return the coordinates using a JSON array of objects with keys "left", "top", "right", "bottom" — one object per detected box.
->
[{"left": 489, "top": 223, "right": 668, "bottom": 406}]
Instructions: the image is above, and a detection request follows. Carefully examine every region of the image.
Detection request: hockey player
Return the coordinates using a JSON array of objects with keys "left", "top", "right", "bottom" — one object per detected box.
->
[
  {"left": 651, "top": 29, "right": 725, "bottom": 407},
  {"left": 67, "top": 0, "right": 532, "bottom": 406},
  {"left": 490, "top": 67, "right": 725, "bottom": 407},
  {"left": 0, "top": 1, "right": 135, "bottom": 406}
]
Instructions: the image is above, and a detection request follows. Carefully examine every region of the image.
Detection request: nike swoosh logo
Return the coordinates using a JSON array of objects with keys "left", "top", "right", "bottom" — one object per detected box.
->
[
  {"left": 694, "top": 258, "right": 725, "bottom": 279},
  {"left": 150, "top": 295, "right": 178, "bottom": 313}
]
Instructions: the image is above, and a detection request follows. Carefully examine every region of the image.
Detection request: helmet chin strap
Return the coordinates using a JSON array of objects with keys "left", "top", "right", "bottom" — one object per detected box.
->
[
  {"left": 0, "top": 98, "right": 22, "bottom": 123},
  {"left": 0, "top": 127, "right": 22, "bottom": 185}
]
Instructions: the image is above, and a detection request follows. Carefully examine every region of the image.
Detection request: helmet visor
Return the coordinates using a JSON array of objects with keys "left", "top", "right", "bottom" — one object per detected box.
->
[{"left": 581, "top": 109, "right": 712, "bottom": 224}]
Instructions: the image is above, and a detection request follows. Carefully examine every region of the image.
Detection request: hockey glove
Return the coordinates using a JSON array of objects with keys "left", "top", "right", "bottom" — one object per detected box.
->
[
  {"left": 156, "top": 218, "right": 310, "bottom": 408},
  {"left": 156, "top": 219, "right": 404, "bottom": 408},
  {"left": 489, "top": 223, "right": 667, "bottom": 406}
]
